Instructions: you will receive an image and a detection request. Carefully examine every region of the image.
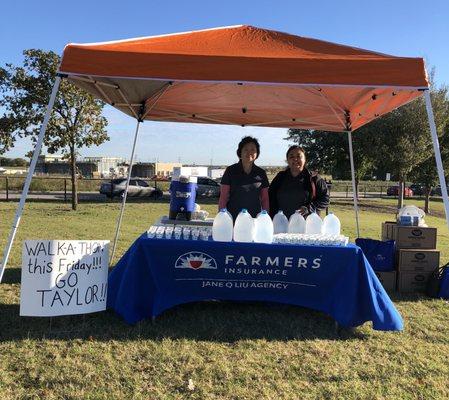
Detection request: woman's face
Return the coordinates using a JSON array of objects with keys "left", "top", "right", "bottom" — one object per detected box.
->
[
  {"left": 287, "top": 148, "right": 306, "bottom": 171},
  {"left": 240, "top": 142, "right": 258, "bottom": 163}
]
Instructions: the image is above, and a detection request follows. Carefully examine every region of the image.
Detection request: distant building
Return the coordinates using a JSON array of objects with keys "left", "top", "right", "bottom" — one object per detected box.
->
[
  {"left": 36, "top": 154, "right": 64, "bottom": 174},
  {"left": 36, "top": 155, "right": 128, "bottom": 178},
  {"left": 38, "top": 154, "right": 64, "bottom": 163},
  {"left": 83, "top": 157, "right": 126, "bottom": 177},
  {"left": 35, "top": 155, "right": 186, "bottom": 179},
  {"left": 131, "top": 162, "right": 155, "bottom": 178},
  {"left": 156, "top": 162, "right": 182, "bottom": 177},
  {"left": 44, "top": 162, "right": 97, "bottom": 177},
  {"left": 132, "top": 162, "right": 182, "bottom": 178},
  {"left": 209, "top": 168, "right": 225, "bottom": 179}
]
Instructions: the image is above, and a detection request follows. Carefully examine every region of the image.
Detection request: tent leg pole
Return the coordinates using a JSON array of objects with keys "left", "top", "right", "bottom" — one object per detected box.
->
[
  {"left": 110, "top": 120, "right": 141, "bottom": 265},
  {"left": 347, "top": 131, "right": 360, "bottom": 238},
  {"left": 0, "top": 76, "right": 62, "bottom": 283},
  {"left": 424, "top": 90, "right": 449, "bottom": 230}
]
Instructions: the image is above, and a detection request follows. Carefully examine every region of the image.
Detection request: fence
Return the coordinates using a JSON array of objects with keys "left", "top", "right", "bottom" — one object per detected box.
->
[
  {"left": 0, "top": 176, "right": 435, "bottom": 202},
  {"left": 0, "top": 176, "right": 170, "bottom": 202}
]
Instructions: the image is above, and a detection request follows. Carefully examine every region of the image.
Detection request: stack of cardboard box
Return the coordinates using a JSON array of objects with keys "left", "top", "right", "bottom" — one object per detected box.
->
[{"left": 380, "top": 222, "right": 439, "bottom": 292}]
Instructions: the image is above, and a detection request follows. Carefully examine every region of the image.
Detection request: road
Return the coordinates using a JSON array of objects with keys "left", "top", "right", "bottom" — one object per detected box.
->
[{"left": 0, "top": 190, "right": 393, "bottom": 202}]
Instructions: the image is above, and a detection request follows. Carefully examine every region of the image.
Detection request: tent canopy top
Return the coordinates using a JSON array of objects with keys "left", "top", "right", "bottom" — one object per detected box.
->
[{"left": 60, "top": 25, "right": 428, "bottom": 131}]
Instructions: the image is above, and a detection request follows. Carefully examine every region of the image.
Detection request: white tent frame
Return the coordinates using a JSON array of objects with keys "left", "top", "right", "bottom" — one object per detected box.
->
[{"left": 1, "top": 74, "right": 448, "bottom": 283}]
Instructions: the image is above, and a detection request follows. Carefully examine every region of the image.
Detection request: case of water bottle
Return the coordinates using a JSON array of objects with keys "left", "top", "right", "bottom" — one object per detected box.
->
[
  {"left": 273, "top": 233, "right": 349, "bottom": 246},
  {"left": 147, "top": 225, "right": 212, "bottom": 241}
]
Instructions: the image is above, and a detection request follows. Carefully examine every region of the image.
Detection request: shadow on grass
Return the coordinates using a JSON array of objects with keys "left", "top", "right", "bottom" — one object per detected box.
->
[
  {"left": 1, "top": 268, "right": 411, "bottom": 343},
  {"left": 0, "top": 300, "right": 368, "bottom": 343},
  {"left": 1, "top": 268, "right": 21, "bottom": 284},
  {"left": 4, "top": 268, "right": 415, "bottom": 344}
]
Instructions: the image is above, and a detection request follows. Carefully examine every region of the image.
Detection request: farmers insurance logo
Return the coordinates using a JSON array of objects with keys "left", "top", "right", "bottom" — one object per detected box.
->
[{"left": 175, "top": 252, "right": 217, "bottom": 270}]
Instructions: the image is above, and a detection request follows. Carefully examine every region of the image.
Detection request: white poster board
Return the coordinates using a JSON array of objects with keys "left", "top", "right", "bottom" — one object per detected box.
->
[
  {"left": 20, "top": 240, "right": 109, "bottom": 317},
  {"left": 386, "top": 173, "right": 391, "bottom": 181}
]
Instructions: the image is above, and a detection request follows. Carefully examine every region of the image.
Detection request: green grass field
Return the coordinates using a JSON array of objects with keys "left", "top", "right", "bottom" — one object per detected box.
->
[{"left": 1, "top": 199, "right": 449, "bottom": 399}]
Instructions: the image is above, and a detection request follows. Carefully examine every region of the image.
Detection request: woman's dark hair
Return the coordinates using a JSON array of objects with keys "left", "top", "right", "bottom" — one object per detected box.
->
[
  {"left": 237, "top": 136, "right": 260, "bottom": 159},
  {"left": 286, "top": 145, "right": 306, "bottom": 160}
]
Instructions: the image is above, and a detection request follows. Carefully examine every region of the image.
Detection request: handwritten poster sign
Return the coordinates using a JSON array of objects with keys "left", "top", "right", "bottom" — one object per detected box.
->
[{"left": 20, "top": 240, "right": 109, "bottom": 317}]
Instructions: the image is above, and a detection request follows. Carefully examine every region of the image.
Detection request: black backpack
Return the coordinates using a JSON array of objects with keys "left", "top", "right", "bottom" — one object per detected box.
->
[{"left": 426, "top": 263, "right": 449, "bottom": 298}]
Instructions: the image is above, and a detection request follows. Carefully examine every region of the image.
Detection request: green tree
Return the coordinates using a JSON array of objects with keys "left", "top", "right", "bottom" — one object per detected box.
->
[
  {"left": 286, "top": 127, "right": 378, "bottom": 197},
  {"left": 0, "top": 156, "right": 28, "bottom": 167},
  {"left": 409, "top": 118, "right": 449, "bottom": 214},
  {"left": 0, "top": 49, "right": 109, "bottom": 210},
  {"left": 376, "top": 82, "right": 449, "bottom": 208},
  {"left": 286, "top": 78, "right": 449, "bottom": 208}
]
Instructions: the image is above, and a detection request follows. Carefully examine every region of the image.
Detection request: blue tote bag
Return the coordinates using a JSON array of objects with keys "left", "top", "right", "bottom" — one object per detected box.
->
[
  {"left": 355, "top": 238, "right": 396, "bottom": 272},
  {"left": 438, "top": 266, "right": 449, "bottom": 299}
]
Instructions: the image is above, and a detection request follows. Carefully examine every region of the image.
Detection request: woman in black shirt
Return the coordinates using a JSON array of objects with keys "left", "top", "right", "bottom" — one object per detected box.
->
[
  {"left": 219, "top": 136, "right": 269, "bottom": 221},
  {"left": 269, "top": 145, "right": 329, "bottom": 219}
]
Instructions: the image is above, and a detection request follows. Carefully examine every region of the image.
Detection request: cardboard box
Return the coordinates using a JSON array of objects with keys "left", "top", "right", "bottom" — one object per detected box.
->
[
  {"left": 397, "top": 249, "right": 440, "bottom": 272},
  {"left": 397, "top": 271, "right": 431, "bottom": 292},
  {"left": 381, "top": 221, "right": 397, "bottom": 241},
  {"left": 392, "top": 226, "right": 437, "bottom": 249},
  {"left": 375, "top": 271, "right": 397, "bottom": 292}
]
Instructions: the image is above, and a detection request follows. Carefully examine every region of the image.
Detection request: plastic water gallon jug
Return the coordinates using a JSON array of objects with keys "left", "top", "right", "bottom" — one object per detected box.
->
[
  {"left": 273, "top": 210, "right": 289, "bottom": 234},
  {"left": 322, "top": 212, "right": 341, "bottom": 235},
  {"left": 212, "top": 209, "right": 234, "bottom": 242},
  {"left": 233, "top": 209, "right": 255, "bottom": 242},
  {"left": 288, "top": 211, "right": 306, "bottom": 234},
  {"left": 169, "top": 176, "right": 197, "bottom": 220},
  {"left": 305, "top": 212, "right": 322, "bottom": 234},
  {"left": 397, "top": 205, "right": 425, "bottom": 226},
  {"left": 254, "top": 210, "right": 274, "bottom": 243}
]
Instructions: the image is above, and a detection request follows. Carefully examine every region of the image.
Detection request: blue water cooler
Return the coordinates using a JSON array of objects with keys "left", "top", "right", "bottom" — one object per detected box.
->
[{"left": 169, "top": 177, "right": 197, "bottom": 220}]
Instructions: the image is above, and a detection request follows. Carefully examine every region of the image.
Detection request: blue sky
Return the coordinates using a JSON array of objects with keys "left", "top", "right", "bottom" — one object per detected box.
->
[{"left": 2, "top": 0, "right": 448, "bottom": 165}]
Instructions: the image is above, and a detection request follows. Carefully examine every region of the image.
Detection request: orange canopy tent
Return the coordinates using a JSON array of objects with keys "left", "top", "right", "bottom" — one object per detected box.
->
[
  {"left": 1, "top": 25, "right": 448, "bottom": 278},
  {"left": 60, "top": 25, "right": 427, "bottom": 131}
]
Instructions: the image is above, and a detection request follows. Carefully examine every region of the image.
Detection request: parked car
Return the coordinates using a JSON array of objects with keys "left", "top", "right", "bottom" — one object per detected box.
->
[
  {"left": 100, "top": 178, "right": 163, "bottom": 199},
  {"left": 430, "top": 185, "right": 449, "bottom": 196},
  {"left": 410, "top": 184, "right": 425, "bottom": 196},
  {"left": 196, "top": 176, "right": 221, "bottom": 197},
  {"left": 150, "top": 175, "right": 171, "bottom": 182},
  {"left": 386, "top": 185, "right": 413, "bottom": 197}
]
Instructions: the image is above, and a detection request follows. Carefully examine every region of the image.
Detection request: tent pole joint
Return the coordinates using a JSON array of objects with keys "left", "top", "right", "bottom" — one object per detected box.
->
[
  {"left": 138, "top": 102, "right": 145, "bottom": 122},
  {"left": 344, "top": 110, "right": 352, "bottom": 132}
]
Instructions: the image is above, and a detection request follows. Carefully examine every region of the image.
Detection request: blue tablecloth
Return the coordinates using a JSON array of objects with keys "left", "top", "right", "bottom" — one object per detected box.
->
[{"left": 107, "top": 234, "right": 403, "bottom": 331}]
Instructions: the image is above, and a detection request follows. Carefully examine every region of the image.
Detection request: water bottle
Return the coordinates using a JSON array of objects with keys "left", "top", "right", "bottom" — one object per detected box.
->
[
  {"left": 212, "top": 208, "right": 234, "bottom": 242},
  {"left": 288, "top": 211, "right": 306, "bottom": 234},
  {"left": 233, "top": 209, "right": 255, "bottom": 242},
  {"left": 273, "top": 210, "right": 289, "bottom": 234},
  {"left": 254, "top": 210, "right": 274, "bottom": 243},
  {"left": 305, "top": 212, "right": 322, "bottom": 234},
  {"left": 322, "top": 212, "right": 341, "bottom": 235}
]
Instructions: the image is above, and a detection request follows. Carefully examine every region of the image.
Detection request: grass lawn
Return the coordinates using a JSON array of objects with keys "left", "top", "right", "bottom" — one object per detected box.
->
[{"left": 1, "top": 199, "right": 449, "bottom": 399}]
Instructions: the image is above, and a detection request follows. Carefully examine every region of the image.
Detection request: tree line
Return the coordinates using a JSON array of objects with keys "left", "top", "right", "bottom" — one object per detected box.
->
[{"left": 0, "top": 156, "right": 28, "bottom": 167}]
